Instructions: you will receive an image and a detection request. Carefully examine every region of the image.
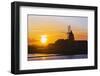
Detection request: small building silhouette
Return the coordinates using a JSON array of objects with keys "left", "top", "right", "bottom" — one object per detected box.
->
[{"left": 67, "top": 25, "right": 75, "bottom": 41}]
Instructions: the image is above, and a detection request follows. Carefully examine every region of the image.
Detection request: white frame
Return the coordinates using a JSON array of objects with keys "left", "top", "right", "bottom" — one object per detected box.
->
[{"left": 20, "top": 6, "right": 95, "bottom": 70}]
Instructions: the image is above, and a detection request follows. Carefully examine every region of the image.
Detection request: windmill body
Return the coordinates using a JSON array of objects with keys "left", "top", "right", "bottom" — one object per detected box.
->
[{"left": 67, "top": 25, "right": 75, "bottom": 41}]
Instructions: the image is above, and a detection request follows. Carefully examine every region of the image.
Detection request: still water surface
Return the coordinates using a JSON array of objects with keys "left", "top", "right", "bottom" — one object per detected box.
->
[{"left": 28, "top": 53, "right": 87, "bottom": 61}]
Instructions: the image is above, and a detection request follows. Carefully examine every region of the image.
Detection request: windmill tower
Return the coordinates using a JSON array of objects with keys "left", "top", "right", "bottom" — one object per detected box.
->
[{"left": 67, "top": 25, "right": 75, "bottom": 41}]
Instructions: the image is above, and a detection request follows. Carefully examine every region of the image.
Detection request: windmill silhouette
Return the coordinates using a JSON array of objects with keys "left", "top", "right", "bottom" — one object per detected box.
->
[{"left": 61, "top": 25, "right": 75, "bottom": 41}]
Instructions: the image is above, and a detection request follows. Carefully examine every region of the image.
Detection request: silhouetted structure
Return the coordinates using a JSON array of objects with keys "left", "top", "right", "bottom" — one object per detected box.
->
[{"left": 67, "top": 25, "right": 75, "bottom": 41}]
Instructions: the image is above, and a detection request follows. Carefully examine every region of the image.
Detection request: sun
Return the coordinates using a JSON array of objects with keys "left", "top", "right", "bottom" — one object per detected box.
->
[{"left": 41, "top": 35, "right": 48, "bottom": 44}]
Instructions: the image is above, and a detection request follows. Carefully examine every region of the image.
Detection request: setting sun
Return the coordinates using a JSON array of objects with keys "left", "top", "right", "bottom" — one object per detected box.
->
[{"left": 41, "top": 35, "right": 48, "bottom": 44}]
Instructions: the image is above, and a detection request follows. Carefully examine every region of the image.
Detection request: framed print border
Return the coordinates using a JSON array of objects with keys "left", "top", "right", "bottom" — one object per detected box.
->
[{"left": 11, "top": 1, "right": 98, "bottom": 74}]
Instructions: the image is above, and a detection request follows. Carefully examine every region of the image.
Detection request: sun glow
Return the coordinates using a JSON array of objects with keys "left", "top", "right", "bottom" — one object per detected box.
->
[{"left": 41, "top": 35, "right": 48, "bottom": 44}]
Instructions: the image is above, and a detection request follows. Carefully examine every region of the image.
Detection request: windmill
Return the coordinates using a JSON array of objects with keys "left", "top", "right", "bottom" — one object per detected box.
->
[{"left": 61, "top": 25, "right": 75, "bottom": 41}]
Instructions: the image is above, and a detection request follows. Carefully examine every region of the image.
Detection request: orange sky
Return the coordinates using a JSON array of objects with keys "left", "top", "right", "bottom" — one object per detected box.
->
[{"left": 28, "top": 15, "right": 88, "bottom": 46}]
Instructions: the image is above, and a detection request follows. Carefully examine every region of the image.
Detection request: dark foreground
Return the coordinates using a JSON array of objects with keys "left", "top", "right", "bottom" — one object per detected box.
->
[{"left": 28, "top": 40, "right": 88, "bottom": 61}]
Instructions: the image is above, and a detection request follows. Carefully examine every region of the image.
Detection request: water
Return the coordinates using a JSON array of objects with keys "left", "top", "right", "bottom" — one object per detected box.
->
[{"left": 28, "top": 53, "right": 87, "bottom": 61}]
